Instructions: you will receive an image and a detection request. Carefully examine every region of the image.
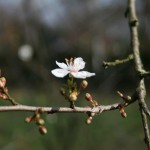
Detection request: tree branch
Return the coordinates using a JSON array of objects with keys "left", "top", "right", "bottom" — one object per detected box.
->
[
  {"left": 127, "top": 0, "right": 150, "bottom": 149},
  {"left": 0, "top": 101, "right": 133, "bottom": 114}
]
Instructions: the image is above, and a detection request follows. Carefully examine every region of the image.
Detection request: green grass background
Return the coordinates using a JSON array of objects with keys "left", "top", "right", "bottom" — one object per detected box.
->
[{"left": 0, "top": 88, "right": 148, "bottom": 150}]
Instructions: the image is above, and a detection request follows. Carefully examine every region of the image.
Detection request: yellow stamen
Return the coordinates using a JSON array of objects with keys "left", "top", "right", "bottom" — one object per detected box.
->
[{"left": 65, "top": 58, "right": 69, "bottom": 63}]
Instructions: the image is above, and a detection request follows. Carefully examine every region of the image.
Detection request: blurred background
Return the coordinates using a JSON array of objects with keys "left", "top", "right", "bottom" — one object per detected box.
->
[{"left": 0, "top": 0, "right": 150, "bottom": 150}]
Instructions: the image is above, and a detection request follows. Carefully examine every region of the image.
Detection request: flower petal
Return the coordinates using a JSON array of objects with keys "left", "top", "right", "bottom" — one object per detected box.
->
[
  {"left": 71, "top": 71, "right": 95, "bottom": 79},
  {"left": 56, "top": 61, "right": 68, "bottom": 69},
  {"left": 74, "top": 57, "right": 85, "bottom": 71},
  {"left": 51, "top": 69, "right": 69, "bottom": 78}
]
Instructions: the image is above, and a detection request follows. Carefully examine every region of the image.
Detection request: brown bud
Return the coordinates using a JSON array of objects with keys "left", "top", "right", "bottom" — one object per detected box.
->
[
  {"left": 86, "top": 116, "right": 93, "bottom": 124},
  {"left": 39, "top": 126, "right": 47, "bottom": 135},
  {"left": 85, "top": 93, "right": 93, "bottom": 101},
  {"left": 69, "top": 92, "right": 77, "bottom": 101},
  {"left": 121, "top": 112, "right": 127, "bottom": 118},
  {"left": 80, "top": 80, "right": 88, "bottom": 89},
  {"left": 119, "top": 106, "right": 127, "bottom": 118}
]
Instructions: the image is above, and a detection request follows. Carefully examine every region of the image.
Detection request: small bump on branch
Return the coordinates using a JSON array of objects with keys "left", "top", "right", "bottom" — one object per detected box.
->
[{"left": 138, "top": 70, "right": 150, "bottom": 79}]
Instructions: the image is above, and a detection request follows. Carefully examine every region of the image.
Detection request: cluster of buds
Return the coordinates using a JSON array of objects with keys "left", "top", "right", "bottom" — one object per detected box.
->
[
  {"left": 60, "top": 88, "right": 78, "bottom": 108},
  {"left": 60, "top": 79, "right": 89, "bottom": 108},
  {"left": 119, "top": 105, "right": 127, "bottom": 118},
  {"left": 85, "top": 112, "right": 95, "bottom": 125},
  {"left": 0, "top": 76, "right": 8, "bottom": 100},
  {"left": 25, "top": 109, "right": 47, "bottom": 135},
  {"left": 85, "top": 93, "right": 98, "bottom": 107},
  {"left": 68, "top": 80, "right": 88, "bottom": 102}
]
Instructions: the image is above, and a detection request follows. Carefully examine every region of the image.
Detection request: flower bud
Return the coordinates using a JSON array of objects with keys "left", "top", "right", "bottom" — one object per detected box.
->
[
  {"left": 86, "top": 116, "right": 93, "bottom": 124},
  {"left": 36, "top": 118, "right": 45, "bottom": 125},
  {"left": 25, "top": 116, "right": 32, "bottom": 123},
  {"left": 119, "top": 106, "right": 127, "bottom": 118},
  {"left": 69, "top": 92, "right": 77, "bottom": 101},
  {"left": 39, "top": 126, "right": 47, "bottom": 135},
  {"left": 0, "top": 77, "right": 6, "bottom": 88},
  {"left": 35, "top": 114, "right": 40, "bottom": 119},
  {"left": 85, "top": 93, "right": 92, "bottom": 101},
  {"left": 121, "top": 112, "right": 127, "bottom": 118},
  {"left": 80, "top": 80, "right": 88, "bottom": 89}
]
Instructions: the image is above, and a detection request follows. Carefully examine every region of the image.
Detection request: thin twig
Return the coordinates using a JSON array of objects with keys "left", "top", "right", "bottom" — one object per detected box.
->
[
  {"left": 1, "top": 88, "right": 19, "bottom": 105},
  {"left": 102, "top": 54, "right": 133, "bottom": 69},
  {"left": 5, "top": 93, "right": 19, "bottom": 105}
]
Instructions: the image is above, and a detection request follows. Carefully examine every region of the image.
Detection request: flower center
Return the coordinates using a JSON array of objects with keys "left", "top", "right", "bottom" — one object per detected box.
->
[{"left": 69, "top": 66, "right": 78, "bottom": 73}]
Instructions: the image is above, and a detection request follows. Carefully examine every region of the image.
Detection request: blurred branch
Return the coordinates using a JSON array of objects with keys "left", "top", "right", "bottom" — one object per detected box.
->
[
  {"left": 102, "top": 54, "right": 133, "bottom": 69},
  {"left": 127, "top": 0, "right": 150, "bottom": 149}
]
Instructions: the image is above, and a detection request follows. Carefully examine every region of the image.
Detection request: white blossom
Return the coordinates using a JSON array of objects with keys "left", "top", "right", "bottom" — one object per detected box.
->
[{"left": 51, "top": 57, "right": 95, "bottom": 79}]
